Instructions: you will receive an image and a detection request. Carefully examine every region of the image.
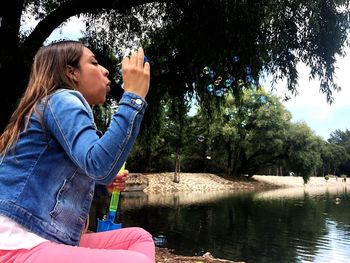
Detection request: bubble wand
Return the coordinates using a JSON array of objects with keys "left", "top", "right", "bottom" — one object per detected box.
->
[{"left": 97, "top": 162, "right": 125, "bottom": 232}]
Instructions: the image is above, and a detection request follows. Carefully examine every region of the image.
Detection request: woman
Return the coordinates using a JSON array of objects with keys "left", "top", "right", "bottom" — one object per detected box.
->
[{"left": 0, "top": 40, "right": 154, "bottom": 262}]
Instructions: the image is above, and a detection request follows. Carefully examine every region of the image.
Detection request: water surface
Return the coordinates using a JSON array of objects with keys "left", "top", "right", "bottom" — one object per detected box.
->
[{"left": 117, "top": 186, "right": 350, "bottom": 263}]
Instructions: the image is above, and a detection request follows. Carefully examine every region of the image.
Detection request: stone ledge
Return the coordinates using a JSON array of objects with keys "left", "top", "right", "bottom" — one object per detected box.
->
[{"left": 156, "top": 248, "right": 244, "bottom": 263}]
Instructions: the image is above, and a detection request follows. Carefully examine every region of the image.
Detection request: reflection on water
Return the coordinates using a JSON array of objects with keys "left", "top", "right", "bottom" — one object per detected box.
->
[
  {"left": 121, "top": 190, "right": 241, "bottom": 209},
  {"left": 117, "top": 186, "right": 350, "bottom": 263},
  {"left": 254, "top": 185, "right": 349, "bottom": 200}
]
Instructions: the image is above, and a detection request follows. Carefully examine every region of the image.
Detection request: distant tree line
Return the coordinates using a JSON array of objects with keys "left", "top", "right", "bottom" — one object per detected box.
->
[{"left": 94, "top": 85, "right": 350, "bottom": 184}]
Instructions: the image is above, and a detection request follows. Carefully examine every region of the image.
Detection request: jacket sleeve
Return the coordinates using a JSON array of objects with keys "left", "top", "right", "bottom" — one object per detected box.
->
[{"left": 45, "top": 90, "right": 147, "bottom": 185}]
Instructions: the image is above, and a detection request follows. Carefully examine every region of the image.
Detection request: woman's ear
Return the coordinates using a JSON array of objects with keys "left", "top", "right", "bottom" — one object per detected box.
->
[{"left": 66, "top": 65, "right": 78, "bottom": 82}]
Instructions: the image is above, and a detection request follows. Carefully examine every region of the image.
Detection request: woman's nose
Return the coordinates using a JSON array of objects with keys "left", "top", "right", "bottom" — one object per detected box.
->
[{"left": 101, "top": 66, "right": 109, "bottom": 77}]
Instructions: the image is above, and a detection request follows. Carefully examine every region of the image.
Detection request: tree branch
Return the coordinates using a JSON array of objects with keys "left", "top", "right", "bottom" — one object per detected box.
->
[{"left": 23, "top": 0, "right": 181, "bottom": 56}]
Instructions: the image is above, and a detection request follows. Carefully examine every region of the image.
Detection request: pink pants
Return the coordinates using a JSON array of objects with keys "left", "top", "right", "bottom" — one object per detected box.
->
[{"left": 0, "top": 227, "right": 155, "bottom": 263}]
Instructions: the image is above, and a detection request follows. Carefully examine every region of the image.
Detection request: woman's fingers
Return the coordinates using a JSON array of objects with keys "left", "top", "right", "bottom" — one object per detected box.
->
[
  {"left": 107, "top": 170, "right": 129, "bottom": 193},
  {"left": 137, "top": 47, "right": 144, "bottom": 68},
  {"left": 129, "top": 51, "right": 137, "bottom": 66},
  {"left": 121, "top": 55, "right": 129, "bottom": 67},
  {"left": 143, "top": 61, "right": 150, "bottom": 76},
  {"left": 121, "top": 47, "right": 150, "bottom": 98}
]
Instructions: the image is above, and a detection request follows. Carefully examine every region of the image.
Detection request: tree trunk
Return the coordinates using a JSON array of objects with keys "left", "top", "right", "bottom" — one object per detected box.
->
[
  {"left": 226, "top": 142, "right": 233, "bottom": 175},
  {"left": 173, "top": 154, "right": 180, "bottom": 183},
  {"left": 145, "top": 147, "right": 152, "bottom": 172}
]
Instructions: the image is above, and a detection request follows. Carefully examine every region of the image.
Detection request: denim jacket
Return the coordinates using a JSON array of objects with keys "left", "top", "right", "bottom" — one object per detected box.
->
[{"left": 0, "top": 89, "right": 147, "bottom": 246}]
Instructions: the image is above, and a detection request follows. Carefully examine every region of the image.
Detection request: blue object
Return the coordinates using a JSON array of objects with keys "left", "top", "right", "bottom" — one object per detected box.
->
[
  {"left": 153, "top": 235, "right": 167, "bottom": 247},
  {"left": 97, "top": 163, "right": 125, "bottom": 232},
  {"left": 97, "top": 211, "right": 122, "bottom": 232}
]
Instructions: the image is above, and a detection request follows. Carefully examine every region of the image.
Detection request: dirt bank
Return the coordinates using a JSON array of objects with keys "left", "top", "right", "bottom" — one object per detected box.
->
[
  {"left": 127, "top": 172, "right": 279, "bottom": 193},
  {"left": 126, "top": 172, "right": 349, "bottom": 194}
]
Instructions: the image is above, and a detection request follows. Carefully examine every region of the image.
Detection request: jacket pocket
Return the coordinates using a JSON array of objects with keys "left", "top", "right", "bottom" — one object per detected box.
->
[
  {"left": 49, "top": 178, "right": 70, "bottom": 218},
  {"left": 49, "top": 171, "right": 92, "bottom": 233}
]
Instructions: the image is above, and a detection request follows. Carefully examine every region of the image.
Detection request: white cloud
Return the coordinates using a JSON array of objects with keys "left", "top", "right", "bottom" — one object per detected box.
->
[
  {"left": 263, "top": 47, "right": 350, "bottom": 139},
  {"left": 268, "top": 46, "right": 350, "bottom": 106}
]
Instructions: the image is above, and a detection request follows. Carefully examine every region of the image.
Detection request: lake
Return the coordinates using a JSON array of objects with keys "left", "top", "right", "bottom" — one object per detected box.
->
[{"left": 112, "top": 186, "right": 350, "bottom": 262}]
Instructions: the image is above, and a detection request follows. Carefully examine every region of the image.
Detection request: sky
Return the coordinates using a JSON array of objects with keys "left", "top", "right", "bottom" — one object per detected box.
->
[
  {"left": 25, "top": 16, "right": 350, "bottom": 141},
  {"left": 267, "top": 55, "right": 350, "bottom": 140}
]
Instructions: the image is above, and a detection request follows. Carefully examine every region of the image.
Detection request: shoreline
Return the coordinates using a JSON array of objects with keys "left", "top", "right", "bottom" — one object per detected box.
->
[{"left": 126, "top": 172, "right": 349, "bottom": 194}]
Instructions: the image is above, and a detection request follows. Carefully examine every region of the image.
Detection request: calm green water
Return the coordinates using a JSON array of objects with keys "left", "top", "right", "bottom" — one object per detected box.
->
[{"left": 117, "top": 186, "right": 350, "bottom": 263}]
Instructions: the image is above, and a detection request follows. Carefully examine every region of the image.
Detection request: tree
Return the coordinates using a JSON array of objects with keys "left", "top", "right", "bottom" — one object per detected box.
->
[
  {"left": 284, "top": 122, "right": 323, "bottom": 183},
  {"left": 320, "top": 142, "right": 348, "bottom": 175},
  {"left": 328, "top": 129, "right": 350, "bottom": 151},
  {"left": 327, "top": 129, "right": 350, "bottom": 175},
  {"left": 194, "top": 86, "right": 291, "bottom": 177},
  {"left": 1, "top": 0, "right": 349, "bottom": 133}
]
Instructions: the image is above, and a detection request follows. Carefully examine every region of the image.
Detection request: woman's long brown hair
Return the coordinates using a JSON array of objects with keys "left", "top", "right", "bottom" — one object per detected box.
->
[{"left": 0, "top": 40, "right": 84, "bottom": 159}]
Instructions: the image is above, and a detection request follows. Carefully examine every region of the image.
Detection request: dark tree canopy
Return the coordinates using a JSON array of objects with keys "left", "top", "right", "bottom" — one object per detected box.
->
[{"left": 0, "top": 0, "right": 349, "bottom": 133}]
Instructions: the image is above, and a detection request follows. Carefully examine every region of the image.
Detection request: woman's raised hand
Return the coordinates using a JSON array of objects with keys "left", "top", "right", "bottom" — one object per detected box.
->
[{"left": 121, "top": 47, "right": 150, "bottom": 99}]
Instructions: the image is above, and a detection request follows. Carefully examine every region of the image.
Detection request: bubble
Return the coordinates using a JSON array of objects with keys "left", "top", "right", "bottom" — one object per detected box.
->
[
  {"left": 221, "top": 87, "right": 228, "bottom": 95},
  {"left": 217, "top": 76, "right": 222, "bottom": 82},
  {"left": 224, "top": 79, "right": 232, "bottom": 87},
  {"left": 237, "top": 79, "right": 244, "bottom": 86},
  {"left": 215, "top": 90, "right": 223, "bottom": 97},
  {"left": 250, "top": 79, "right": 258, "bottom": 89},
  {"left": 207, "top": 84, "right": 215, "bottom": 92},
  {"left": 200, "top": 73, "right": 204, "bottom": 78},
  {"left": 209, "top": 70, "right": 216, "bottom": 79},
  {"left": 233, "top": 56, "right": 240, "bottom": 62},
  {"left": 203, "top": 66, "right": 210, "bottom": 74},
  {"left": 246, "top": 75, "right": 252, "bottom": 83},
  {"left": 206, "top": 156, "right": 212, "bottom": 160},
  {"left": 259, "top": 95, "right": 266, "bottom": 104},
  {"left": 197, "top": 135, "right": 205, "bottom": 142},
  {"left": 214, "top": 80, "right": 220, "bottom": 86},
  {"left": 117, "top": 68, "right": 122, "bottom": 76},
  {"left": 224, "top": 67, "right": 229, "bottom": 71},
  {"left": 245, "top": 66, "right": 252, "bottom": 74}
]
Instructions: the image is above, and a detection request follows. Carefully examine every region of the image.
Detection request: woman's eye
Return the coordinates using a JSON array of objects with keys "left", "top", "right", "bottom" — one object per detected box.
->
[{"left": 92, "top": 61, "right": 99, "bottom": 65}]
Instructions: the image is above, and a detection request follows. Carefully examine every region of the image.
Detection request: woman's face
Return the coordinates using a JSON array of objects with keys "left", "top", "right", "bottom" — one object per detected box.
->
[{"left": 74, "top": 47, "right": 111, "bottom": 105}]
